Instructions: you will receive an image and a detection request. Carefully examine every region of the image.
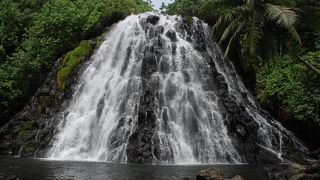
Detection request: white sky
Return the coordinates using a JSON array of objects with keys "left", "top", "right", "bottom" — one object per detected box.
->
[{"left": 151, "top": 0, "right": 172, "bottom": 10}]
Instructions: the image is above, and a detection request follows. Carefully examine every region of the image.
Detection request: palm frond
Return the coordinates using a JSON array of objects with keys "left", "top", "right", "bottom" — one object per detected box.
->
[
  {"left": 287, "top": 26, "right": 301, "bottom": 45},
  {"left": 218, "top": 19, "right": 239, "bottom": 45},
  {"left": 246, "top": 0, "right": 257, "bottom": 10},
  {"left": 265, "top": 3, "right": 301, "bottom": 45},
  {"left": 212, "top": 6, "right": 248, "bottom": 33},
  {"left": 224, "top": 22, "right": 245, "bottom": 59},
  {"left": 212, "top": 17, "right": 223, "bottom": 33}
]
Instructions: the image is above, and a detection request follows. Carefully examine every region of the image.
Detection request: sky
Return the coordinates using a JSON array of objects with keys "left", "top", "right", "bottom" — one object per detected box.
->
[{"left": 151, "top": 0, "right": 172, "bottom": 10}]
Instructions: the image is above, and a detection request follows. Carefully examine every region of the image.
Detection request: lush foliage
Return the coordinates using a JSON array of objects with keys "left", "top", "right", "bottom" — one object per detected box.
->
[
  {"left": 0, "top": 0, "right": 152, "bottom": 125},
  {"left": 257, "top": 54, "right": 320, "bottom": 122}
]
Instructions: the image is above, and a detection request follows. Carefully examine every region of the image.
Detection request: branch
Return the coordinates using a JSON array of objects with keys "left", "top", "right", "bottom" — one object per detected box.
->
[{"left": 297, "top": 56, "right": 320, "bottom": 76}]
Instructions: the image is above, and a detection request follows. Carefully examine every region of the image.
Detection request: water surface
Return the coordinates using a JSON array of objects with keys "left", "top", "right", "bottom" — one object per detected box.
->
[{"left": 0, "top": 157, "right": 285, "bottom": 180}]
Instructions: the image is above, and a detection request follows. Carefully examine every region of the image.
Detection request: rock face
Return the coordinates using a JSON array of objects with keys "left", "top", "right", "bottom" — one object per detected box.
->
[
  {"left": 126, "top": 52, "right": 158, "bottom": 163},
  {"left": 0, "top": 58, "right": 64, "bottom": 157}
]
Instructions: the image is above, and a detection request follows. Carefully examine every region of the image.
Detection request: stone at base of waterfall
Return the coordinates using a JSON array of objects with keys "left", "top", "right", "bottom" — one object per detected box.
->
[
  {"left": 265, "top": 161, "right": 320, "bottom": 180},
  {"left": 310, "top": 149, "right": 320, "bottom": 160},
  {"left": 229, "top": 175, "right": 245, "bottom": 180},
  {"left": 195, "top": 168, "right": 224, "bottom": 180}
]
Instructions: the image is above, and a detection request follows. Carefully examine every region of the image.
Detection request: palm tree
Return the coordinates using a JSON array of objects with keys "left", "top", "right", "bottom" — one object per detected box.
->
[{"left": 212, "top": 0, "right": 320, "bottom": 75}]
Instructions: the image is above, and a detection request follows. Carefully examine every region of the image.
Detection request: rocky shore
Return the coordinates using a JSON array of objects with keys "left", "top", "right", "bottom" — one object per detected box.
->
[
  {"left": 195, "top": 159, "right": 320, "bottom": 180},
  {"left": 265, "top": 161, "right": 320, "bottom": 180}
]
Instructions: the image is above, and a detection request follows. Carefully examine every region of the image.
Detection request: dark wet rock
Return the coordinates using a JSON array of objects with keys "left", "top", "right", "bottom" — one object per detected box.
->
[
  {"left": 310, "top": 149, "right": 320, "bottom": 160},
  {"left": 159, "top": 56, "right": 171, "bottom": 74},
  {"left": 126, "top": 36, "right": 159, "bottom": 163},
  {"left": 166, "top": 29, "right": 178, "bottom": 42},
  {"left": 147, "top": 15, "right": 160, "bottom": 25},
  {"left": 158, "top": 35, "right": 166, "bottom": 48},
  {"left": 172, "top": 43, "right": 177, "bottom": 55},
  {"left": 236, "top": 125, "right": 246, "bottom": 138},
  {"left": 286, "top": 164, "right": 307, "bottom": 177},
  {"left": 229, "top": 175, "right": 245, "bottom": 180},
  {"left": 306, "top": 161, "right": 320, "bottom": 174},
  {"left": 196, "top": 168, "right": 224, "bottom": 180},
  {"left": 142, "top": 52, "right": 157, "bottom": 77},
  {"left": 264, "top": 165, "right": 287, "bottom": 179},
  {"left": 155, "top": 25, "right": 164, "bottom": 35},
  {"left": 290, "top": 173, "right": 320, "bottom": 180},
  {"left": 126, "top": 111, "right": 157, "bottom": 163},
  {"left": 191, "top": 20, "right": 207, "bottom": 51},
  {"left": 36, "top": 87, "right": 50, "bottom": 96},
  {"left": 265, "top": 162, "right": 320, "bottom": 180},
  {"left": 182, "top": 70, "right": 191, "bottom": 83}
]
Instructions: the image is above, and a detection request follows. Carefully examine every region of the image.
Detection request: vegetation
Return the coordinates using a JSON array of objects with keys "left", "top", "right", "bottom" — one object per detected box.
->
[
  {"left": 163, "top": 0, "right": 320, "bottom": 124},
  {"left": 257, "top": 54, "right": 320, "bottom": 122},
  {"left": 57, "top": 40, "right": 96, "bottom": 90},
  {"left": 0, "top": 0, "right": 152, "bottom": 126}
]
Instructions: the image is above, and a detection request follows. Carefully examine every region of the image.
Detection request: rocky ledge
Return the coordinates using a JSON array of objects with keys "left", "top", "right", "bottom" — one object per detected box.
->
[
  {"left": 195, "top": 168, "right": 244, "bottom": 180},
  {"left": 265, "top": 161, "right": 320, "bottom": 180},
  {"left": 195, "top": 160, "right": 320, "bottom": 180}
]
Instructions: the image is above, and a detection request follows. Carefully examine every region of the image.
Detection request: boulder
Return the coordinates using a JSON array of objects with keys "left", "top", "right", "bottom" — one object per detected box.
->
[
  {"left": 229, "top": 175, "right": 245, "bottom": 180},
  {"left": 147, "top": 15, "right": 160, "bottom": 25},
  {"left": 305, "top": 161, "right": 320, "bottom": 174},
  {"left": 310, "top": 149, "right": 320, "bottom": 160},
  {"left": 166, "top": 29, "right": 178, "bottom": 42},
  {"left": 196, "top": 168, "right": 224, "bottom": 180},
  {"left": 289, "top": 173, "right": 320, "bottom": 180},
  {"left": 266, "top": 162, "right": 320, "bottom": 180},
  {"left": 286, "top": 164, "right": 307, "bottom": 178}
]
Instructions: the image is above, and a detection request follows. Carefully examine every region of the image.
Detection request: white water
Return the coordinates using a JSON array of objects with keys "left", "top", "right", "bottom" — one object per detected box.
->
[{"left": 46, "top": 13, "right": 305, "bottom": 164}]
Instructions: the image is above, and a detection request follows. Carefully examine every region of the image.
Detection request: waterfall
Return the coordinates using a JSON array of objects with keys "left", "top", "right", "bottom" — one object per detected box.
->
[{"left": 46, "top": 13, "right": 307, "bottom": 164}]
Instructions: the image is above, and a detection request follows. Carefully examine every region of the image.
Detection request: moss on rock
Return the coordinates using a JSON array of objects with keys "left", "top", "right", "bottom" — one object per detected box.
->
[{"left": 56, "top": 40, "right": 96, "bottom": 90}]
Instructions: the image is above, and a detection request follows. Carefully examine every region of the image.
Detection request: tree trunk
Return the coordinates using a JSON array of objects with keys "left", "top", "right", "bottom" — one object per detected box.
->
[{"left": 297, "top": 56, "right": 320, "bottom": 76}]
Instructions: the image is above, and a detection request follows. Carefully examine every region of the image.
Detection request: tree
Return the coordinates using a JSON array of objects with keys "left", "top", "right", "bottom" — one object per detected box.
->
[
  {"left": 212, "top": 0, "right": 320, "bottom": 76},
  {"left": 160, "top": 2, "right": 167, "bottom": 12},
  {"left": 165, "top": 0, "right": 202, "bottom": 16}
]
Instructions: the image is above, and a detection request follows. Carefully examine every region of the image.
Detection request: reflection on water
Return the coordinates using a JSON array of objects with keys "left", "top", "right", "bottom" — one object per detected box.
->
[{"left": 0, "top": 157, "right": 284, "bottom": 180}]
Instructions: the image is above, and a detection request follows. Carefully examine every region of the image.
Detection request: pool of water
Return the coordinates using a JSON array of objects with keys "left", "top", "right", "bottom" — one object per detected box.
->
[{"left": 0, "top": 157, "right": 285, "bottom": 180}]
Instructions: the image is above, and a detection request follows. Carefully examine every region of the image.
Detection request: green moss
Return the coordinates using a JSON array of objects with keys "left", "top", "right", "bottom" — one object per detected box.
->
[{"left": 56, "top": 40, "right": 96, "bottom": 90}]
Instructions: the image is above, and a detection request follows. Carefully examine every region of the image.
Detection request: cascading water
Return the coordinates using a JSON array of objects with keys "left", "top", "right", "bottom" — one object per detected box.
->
[{"left": 46, "top": 13, "right": 307, "bottom": 164}]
